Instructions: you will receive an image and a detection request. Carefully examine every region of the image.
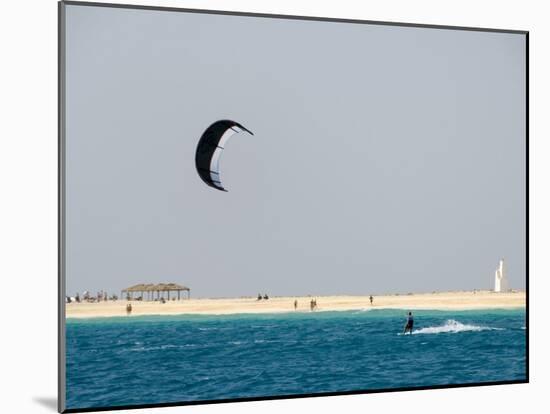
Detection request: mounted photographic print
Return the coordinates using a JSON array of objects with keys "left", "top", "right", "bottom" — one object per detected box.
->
[{"left": 58, "top": 1, "right": 528, "bottom": 412}]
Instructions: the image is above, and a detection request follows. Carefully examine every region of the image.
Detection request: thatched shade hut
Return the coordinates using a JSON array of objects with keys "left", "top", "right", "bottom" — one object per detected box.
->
[
  {"left": 153, "top": 283, "right": 191, "bottom": 300},
  {"left": 122, "top": 283, "right": 190, "bottom": 301},
  {"left": 121, "top": 284, "right": 149, "bottom": 300}
]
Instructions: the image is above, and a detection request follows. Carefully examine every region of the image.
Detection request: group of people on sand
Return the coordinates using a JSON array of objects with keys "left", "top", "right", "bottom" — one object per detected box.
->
[
  {"left": 66, "top": 291, "right": 118, "bottom": 304},
  {"left": 290, "top": 298, "right": 318, "bottom": 311},
  {"left": 310, "top": 298, "right": 318, "bottom": 311},
  {"left": 257, "top": 293, "right": 269, "bottom": 300}
]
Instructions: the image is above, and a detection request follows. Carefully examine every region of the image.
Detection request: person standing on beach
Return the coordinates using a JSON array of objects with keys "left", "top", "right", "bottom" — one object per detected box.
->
[
  {"left": 403, "top": 312, "right": 414, "bottom": 335},
  {"left": 369, "top": 295, "right": 374, "bottom": 306},
  {"left": 294, "top": 299, "right": 298, "bottom": 310}
]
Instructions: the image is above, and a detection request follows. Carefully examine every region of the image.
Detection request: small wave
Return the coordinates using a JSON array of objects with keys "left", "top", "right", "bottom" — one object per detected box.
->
[
  {"left": 351, "top": 308, "right": 373, "bottom": 314},
  {"left": 521, "top": 326, "right": 526, "bottom": 330},
  {"left": 399, "top": 320, "right": 503, "bottom": 335},
  {"left": 129, "top": 344, "right": 179, "bottom": 352},
  {"left": 253, "top": 339, "right": 287, "bottom": 344}
]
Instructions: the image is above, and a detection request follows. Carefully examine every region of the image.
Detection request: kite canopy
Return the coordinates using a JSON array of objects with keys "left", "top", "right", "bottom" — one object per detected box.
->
[{"left": 194, "top": 120, "right": 253, "bottom": 192}]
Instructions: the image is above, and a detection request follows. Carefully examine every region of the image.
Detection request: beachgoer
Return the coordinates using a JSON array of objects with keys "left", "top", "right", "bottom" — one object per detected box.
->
[
  {"left": 257, "top": 293, "right": 262, "bottom": 301},
  {"left": 369, "top": 295, "right": 373, "bottom": 306},
  {"left": 294, "top": 299, "right": 298, "bottom": 310},
  {"left": 310, "top": 299, "right": 314, "bottom": 311},
  {"left": 403, "top": 312, "right": 414, "bottom": 335},
  {"left": 310, "top": 299, "right": 316, "bottom": 310},
  {"left": 263, "top": 294, "right": 269, "bottom": 300},
  {"left": 126, "top": 303, "right": 132, "bottom": 315}
]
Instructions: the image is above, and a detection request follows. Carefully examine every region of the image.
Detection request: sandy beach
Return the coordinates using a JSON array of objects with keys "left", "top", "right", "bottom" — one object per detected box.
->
[{"left": 65, "top": 290, "right": 525, "bottom": 319}]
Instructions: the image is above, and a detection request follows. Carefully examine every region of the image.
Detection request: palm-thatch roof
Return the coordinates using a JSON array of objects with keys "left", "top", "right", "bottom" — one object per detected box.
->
[
  {"left": 122, "top": 283, "right": 190, "bottom": 292},
  {"left": 155, "top": 283, "right": 190, "bottom": 292},
  {"left": 122, "top": 283, "right": 153, "bottom": 292}
]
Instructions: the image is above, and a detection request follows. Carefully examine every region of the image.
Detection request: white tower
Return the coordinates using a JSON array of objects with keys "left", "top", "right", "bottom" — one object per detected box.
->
[{"left": 494, "top": 258, "right": 509, "bottom": 292}]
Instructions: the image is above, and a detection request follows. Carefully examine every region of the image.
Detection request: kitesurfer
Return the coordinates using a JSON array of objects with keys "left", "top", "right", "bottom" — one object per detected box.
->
[{"left": 403, "top": 312, "right": 414, "bottom": 335}]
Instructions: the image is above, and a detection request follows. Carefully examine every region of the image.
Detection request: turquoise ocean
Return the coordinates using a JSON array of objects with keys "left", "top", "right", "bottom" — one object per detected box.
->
[{"left": 66, "top": 308, "right": 526, "bottom": 409}]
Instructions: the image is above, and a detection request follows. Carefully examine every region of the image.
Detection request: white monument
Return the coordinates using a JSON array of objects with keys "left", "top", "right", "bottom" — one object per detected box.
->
[{"left": 494, "top": 258, "right": 509, "bottom": 292}]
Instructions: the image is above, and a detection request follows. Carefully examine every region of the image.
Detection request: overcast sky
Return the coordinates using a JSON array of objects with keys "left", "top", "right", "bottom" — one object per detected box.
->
[{"left": 64, "top": 4, "right": 526, "bottom": 298}]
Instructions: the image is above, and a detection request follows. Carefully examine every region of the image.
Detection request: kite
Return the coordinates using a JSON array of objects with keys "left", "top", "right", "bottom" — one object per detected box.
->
[{"left": 195, "top": 120, "right": 254, "bottom": 192}]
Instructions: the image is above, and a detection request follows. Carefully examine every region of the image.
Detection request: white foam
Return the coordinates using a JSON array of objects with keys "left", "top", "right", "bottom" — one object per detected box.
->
[
  {"left": 399, "top": 319, "right": 503, "bottom": 335},
  {"left": 351, "top": 308, "right": 373, "bottom": 314},
  {"left": 129, "top": 344, "right": 179, "bottom": 352}
]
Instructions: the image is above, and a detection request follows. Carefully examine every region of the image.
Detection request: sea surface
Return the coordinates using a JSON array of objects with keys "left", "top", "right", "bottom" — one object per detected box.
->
[{"left": 66, "top": 308, "right": 526, "bottom": 409}]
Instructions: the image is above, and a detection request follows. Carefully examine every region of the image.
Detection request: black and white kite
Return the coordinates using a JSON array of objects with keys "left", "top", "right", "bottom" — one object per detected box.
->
[{"left": 195, "top": 120, "right": 254, "bottom": 192}]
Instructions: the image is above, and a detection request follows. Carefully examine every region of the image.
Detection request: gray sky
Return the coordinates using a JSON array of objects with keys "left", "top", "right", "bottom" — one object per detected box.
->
[{"left": 64, "top": 4, "right": 526, "bottom": 298}]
